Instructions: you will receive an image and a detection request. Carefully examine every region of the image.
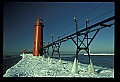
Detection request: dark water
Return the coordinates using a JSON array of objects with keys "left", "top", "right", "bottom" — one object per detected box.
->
[
  {"left": 3, "top": 55, "right": 22, "bottom": 75},
  {"left": 53, "top": 54, "right": 114, "bottom": 69},
  {"left": 3, "top": 54, "right": 114, "bottom": 75}
]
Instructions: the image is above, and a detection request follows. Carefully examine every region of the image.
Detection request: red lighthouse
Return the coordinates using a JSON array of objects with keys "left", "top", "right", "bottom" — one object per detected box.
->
[{"left": 33, "top": 17, "right": 44, "bottom": 56}]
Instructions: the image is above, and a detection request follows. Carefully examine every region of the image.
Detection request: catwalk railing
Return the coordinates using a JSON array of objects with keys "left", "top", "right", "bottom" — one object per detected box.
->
[{"left": 43, "top": 16, "right": 115, "bottom": 63}]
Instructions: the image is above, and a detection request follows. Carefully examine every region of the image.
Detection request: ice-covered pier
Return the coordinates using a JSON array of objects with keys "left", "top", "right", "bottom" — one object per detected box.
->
[{"left": 3, "top": 54, "right": 114, "bottom": 78}]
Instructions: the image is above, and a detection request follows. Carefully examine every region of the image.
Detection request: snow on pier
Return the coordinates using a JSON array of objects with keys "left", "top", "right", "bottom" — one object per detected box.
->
[{"left": 3, "top": 54, "right": 114, "bottom": 78}]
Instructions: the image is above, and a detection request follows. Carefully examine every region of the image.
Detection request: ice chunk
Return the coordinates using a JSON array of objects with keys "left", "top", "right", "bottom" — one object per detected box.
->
[{"left": 71, "top": 57, "right": 78, "bottom": 74}]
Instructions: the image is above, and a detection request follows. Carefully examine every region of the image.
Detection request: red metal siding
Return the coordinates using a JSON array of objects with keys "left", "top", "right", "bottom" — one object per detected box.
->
[{"left": 33, "top": 17, "right": 43, "bottom": 56}]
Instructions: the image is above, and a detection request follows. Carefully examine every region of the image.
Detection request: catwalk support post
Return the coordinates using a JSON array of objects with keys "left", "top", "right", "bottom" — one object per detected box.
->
[
  {"left": 71, "top": 16, "right": 79, "bottom": 74},
  {"left": 51, "top": 35, "right": 61, "bottom": 59}
]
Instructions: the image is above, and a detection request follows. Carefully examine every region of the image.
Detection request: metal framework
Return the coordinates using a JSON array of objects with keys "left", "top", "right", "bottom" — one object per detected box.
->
[
  {"left": 43, "top": 16, "right": 115, "bottom": 63},
  {"left": 43, "top": 42, "right": 50, "bottom": 57},
  {"left": 51, "top": 36, "right": 61, "bottom": 58}
]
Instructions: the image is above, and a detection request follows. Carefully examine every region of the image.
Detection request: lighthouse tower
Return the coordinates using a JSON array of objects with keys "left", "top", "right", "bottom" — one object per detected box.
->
[{"left": 33, "top": 17, "right": 44, "bottom": 56}]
